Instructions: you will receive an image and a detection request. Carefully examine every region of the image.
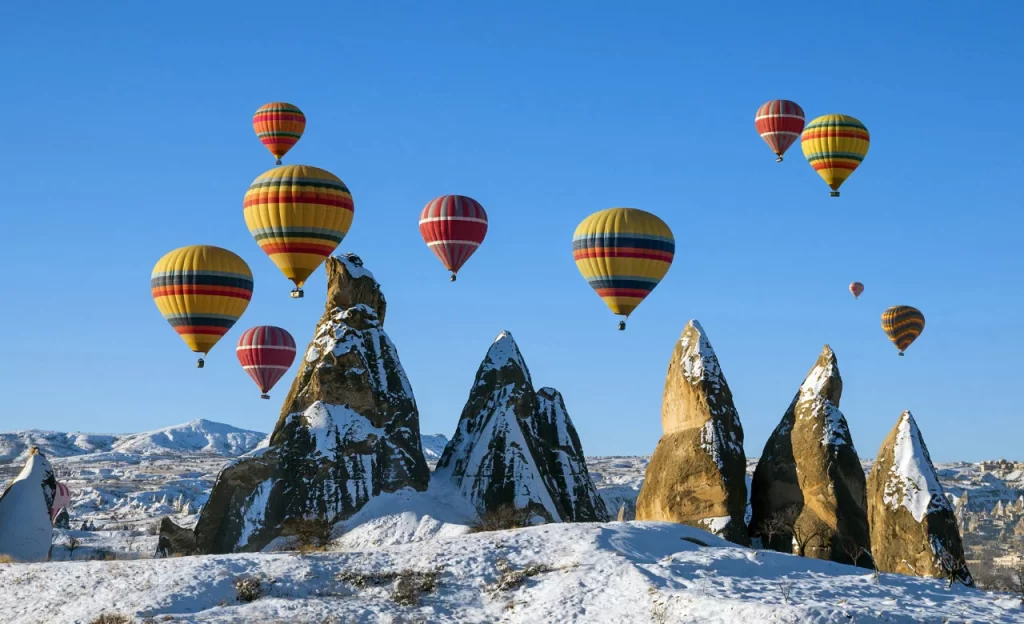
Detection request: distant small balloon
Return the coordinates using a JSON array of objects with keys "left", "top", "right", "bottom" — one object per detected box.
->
[{"left": 849, "top": 282, "right": 864, "bottom": 299}]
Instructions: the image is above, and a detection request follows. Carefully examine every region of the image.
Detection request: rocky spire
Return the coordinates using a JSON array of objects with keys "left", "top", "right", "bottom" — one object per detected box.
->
[
  {"left": 748, "top": 345, "right": 872, "bottom": 566},
  {"left": 0, "top": 448, "right": 57, "bottom": 562},
  {"left": 635, "top": 320, "right": 748, "bottom": 545},
  {"left": 165, "top": 254, "right": 431, "bottom": 554},
  {"left": 435, "top": 331, "right": 607, "bottom": 523},
  {"left": 867, "top": 411, "right": 973, "bottom": 586}
]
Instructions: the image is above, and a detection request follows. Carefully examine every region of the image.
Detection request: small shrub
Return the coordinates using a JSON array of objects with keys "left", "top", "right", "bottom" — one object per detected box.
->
[
  {"left": 0, "top": 555, "right": 16, "bottom": 564},
  {"left": 390, "top": 571, "right": 439, "bottom": 606},
  {"left": 88, "top": 614, "right": 132, "bottom": 624},
  {"left": 291, "top": 516, "right": 334, "bottom": 551},
  {"left": 64, "top": 535, "right": 81, "bottom": 560},
  {"left": 489, "top": 559, "right": 553, "bottom": 593},
  {"left": 470, "top": 505, "right": 532, "bottom": 533},
  {"left": 234, "top": 575, "right": 266, "bottom": 603},
  {"left": 91, "top": 547, "right": 117, "bottom": 561},
  {"left": 777, "top": 578, "right": 793, "bottom": 605}
]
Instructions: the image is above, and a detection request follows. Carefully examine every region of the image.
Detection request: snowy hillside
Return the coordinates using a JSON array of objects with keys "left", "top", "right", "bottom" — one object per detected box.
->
[
  {"left": 420, "top": 433, "right": 449, "bottom": 461},
  {"left": 0, "top": 430, "right": 118, "bottom": 463},
  {"left": 3, "top": 518, "right": 1020, "bottom": 623}
]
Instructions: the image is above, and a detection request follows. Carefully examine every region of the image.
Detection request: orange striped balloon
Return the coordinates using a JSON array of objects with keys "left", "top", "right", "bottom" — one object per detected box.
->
[{"left": 253, "top": 102, "right": 306, "bottom": 165}]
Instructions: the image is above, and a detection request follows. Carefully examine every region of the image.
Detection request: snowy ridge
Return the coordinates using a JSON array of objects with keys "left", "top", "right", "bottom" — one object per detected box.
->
[
  {"left": 478, "top": 330, "right": 530, "bottom": 383},
  {"left": 883, "top": 411, "right": 952, "bottom": 522},
  {"left": 678, "top": 320, "right": 723, "bottom": 386},
  {"left": 0, "top": 420, "right": 264, "bottom": 463},
  {"left": 336, "top": 252, "right": 374, "bottom": 280},
  {"left": 420, "top": 434, "right": 449, "bottom": 461}
]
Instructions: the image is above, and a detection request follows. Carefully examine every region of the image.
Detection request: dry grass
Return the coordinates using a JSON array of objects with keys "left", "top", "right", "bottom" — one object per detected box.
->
[
  {"left": 488, "top": 558, "right": 554, "bottom": 593},
  {"left": 88, "top": 614, "right": 133, "bottom": 624},
  {"left": 470, "top": 505, "right": 533, "bottom": 533},
  {"left": 290, "top": 516, "right": 334, "bottom": 552},
  {"left": 0, "top": 555, "right": 16, "bottom": 564},
  {"left": 233, "top": 575, "right": 267, "bottom": 603}
]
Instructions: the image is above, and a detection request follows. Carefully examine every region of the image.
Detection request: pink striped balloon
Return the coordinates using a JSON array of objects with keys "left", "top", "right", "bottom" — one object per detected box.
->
[
  {"left": 236, "top": 326, "right": 297, "bottom": 399},
  {"left": 418, "top": 195, "right": 488, "bottom": 281},
  {"left": 50, "top": 482, "right": 71, "bottom": 522}
]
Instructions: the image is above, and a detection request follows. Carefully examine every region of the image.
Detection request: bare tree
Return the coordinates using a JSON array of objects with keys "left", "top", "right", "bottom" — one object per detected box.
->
[
  {"left": 937, "top": 548, "right": 974, "bottom": 589},
  {"left": 64, "top": 535, "right": 80, "bottom": 560},
  {"left": 758, "top": 504, "right": 801, "bottom": 552},
  {"left": 791, "top": 517, "right": 830, "bottom": 558}
]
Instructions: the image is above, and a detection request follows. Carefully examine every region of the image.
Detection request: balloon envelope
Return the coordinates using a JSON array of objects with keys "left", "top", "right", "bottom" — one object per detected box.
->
[
  {"left": 151, "top": 245, "right": 253, "bottom": 358},
  {"left": 418, "top": 195, "right": 488, "bottom": 278},
  {"left": 572, "top": 207, "right": 674, "bottom": 322},
  {"left": 800, "top": 114, "right": 870, "bottom": 196},
  {"left": 755, "top": 99, "right": 805, "bottom": 161},
  {"left": 236, "top": 326, "right": 297, "bottom": 397},
  {"left": 849, "top": 281, "right": 864, "bottom": 298},
  {"left": 253, "top": 102, "right": 306, "bottom": 164},
  {"left": 881, "top": 305, "right": 925, "bottom": 355},
  {"left": 244, "top": 165, "right": 354, "bottom": 293}
]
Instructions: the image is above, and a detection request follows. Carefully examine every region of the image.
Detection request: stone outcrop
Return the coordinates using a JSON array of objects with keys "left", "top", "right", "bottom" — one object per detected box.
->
[
  {"left": 635, "top": 320, "right": 749, "bottom": 545},
  {"left": 867, "top": 411, "right": 973, "bottom": 586},
  {"left": 161, "top": 254, "right": 431, "bottom": 554},
  {"left": 0, "top": 448, "right": 57, "bottom": 562},
  {"left": 435, "top": 331, "right": 608, "bottom": 523},
  {"left": 748, "top": 345, "right": 872, "bottom": 566}
]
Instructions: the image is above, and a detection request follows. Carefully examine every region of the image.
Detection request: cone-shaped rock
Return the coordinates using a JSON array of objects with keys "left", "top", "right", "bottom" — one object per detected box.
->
[
  {"left": 635, "top": 320, "right": 749, "bottom": 545},
  {"left": 532, "top": 387, "right": 609, "bottom": 522},
  {"left": 435, "top": 331, "right": 607, "bottom": 522},
  {"left": 867, "top": 411, "right": 973, "bottom": 586},
  {"left": 165, "top": 254, "right": 431, "bottom": 554},
  {"left": 748, "top": 345, "right": 872, "bottom": 565},
  {"left": 0, "top": 448, "right": 57, "bottom": 562}
]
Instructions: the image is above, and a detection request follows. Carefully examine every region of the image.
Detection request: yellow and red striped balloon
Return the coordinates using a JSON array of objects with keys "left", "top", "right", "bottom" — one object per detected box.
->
[
  {"left": 253, "top": 102, "right": 306, "bottom": 165},
  {"left": 572, "top": 208, "right": 675, "bottom": 330},
  {"left": 151, "top": 245, "right": 254, "bottom": 367},
  {"left": 243, "top": 164, "right": 355, "bottom": 298},
  {"left": 800, "top": 114, "right": 870, "bottom": 197},
  {"left": 881, "top": 305, "right": 925, "bottom": 356}
]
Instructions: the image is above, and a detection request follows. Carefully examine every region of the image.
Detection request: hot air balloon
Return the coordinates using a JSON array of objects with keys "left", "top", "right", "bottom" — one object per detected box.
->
[
  {"left": 572, "top": 208, "right": 674, "bottom": 331},
  {"left": 236, "top": 326, "right": 297, "bottom": 399},
  {"left": 800, "top": 114, "right": 870, "bottom": 197},
  {"left": 755, "top": 99, "right": 806, "bottom": 162},
  {"left": 849, "top": 281, "right": 864, "bottom": 299},
  {"left": 50, "top": 482, "right": 71, "bottom": 523},
  {"left": 881, "top": 305, "right": 925, "bottom": 356},
  {"left": 151, "top": 245, "right": 253, "bottom": 368},
  {"left": 418, "top": 195, "right": 488, "bottom": 281},
  {"left": 253, "top": 102, "right": 306, "bottom": 165},
  {"left": 244, "top": 164, "right": 355, "bottom": 298}
]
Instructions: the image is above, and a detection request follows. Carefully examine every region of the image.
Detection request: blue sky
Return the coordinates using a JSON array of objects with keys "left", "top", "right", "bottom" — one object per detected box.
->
[{"left": 1, "top": 3, "right": 1021, "bottom": 462}]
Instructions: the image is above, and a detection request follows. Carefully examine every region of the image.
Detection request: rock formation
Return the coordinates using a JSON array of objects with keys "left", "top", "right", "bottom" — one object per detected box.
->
[
  {"left": 0, "top": 447, "right": 57, "bottom": 562},
  {"left": 748, "top": 345, "right": 872, "bottom": 566},
  {"left": 435, "top": 331, "right": 608, "bottom": 523},
  {"left": 161, "top": 254, "right": 431, "bottom": 554},
  {"left": 867, "top": 411, "right": 973, "bottom": 586},
  {"left": 635, "top": 320, "right": 749, "bottom": 545}
]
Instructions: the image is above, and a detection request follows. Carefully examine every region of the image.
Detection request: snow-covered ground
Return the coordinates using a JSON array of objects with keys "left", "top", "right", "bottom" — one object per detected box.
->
[{"left": 3, "top": 420, "right": 1024, "bottom": 622}]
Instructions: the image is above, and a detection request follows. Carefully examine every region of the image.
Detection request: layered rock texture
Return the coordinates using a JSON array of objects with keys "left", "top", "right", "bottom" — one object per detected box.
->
[
  {"left": 0, "top": 448, "right": 57, "bottom": 562},
  {"left": 162, "top": 254, "right": 431, "bottom": 554},
  {"left": 748, "top": 346, "right": 872, "bottom": 566},
  {"left": 435, "top": 331, "right": 608, "bottom": 523},
  {"left": 867, "top": 411, "right": 973, "bottom": 586},
  {"left": 635, "top": 320, "right": 749, "bottom": 545}
]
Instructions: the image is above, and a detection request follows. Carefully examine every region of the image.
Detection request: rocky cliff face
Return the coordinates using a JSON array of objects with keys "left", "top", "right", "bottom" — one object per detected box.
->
[
  {"left": 635, "top": 320, "right": 748, "bottom": 545},
  {"left": 867, "top": 411, "right": 973, "bottom": 586},
  {"left": 0, "top": 448, "right": 57, "bottom": 562},
  {"left": 165, "top": 254, "right": 431, "bottom": 554},
  {"left": 435, "top": 331, "right": 608, "bottom": 523},
  {"left": 748, "top": 345, "right": 872, "bottom": 566}
]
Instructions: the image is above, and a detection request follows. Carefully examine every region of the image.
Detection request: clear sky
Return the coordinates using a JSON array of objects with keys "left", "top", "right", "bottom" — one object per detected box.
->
[{"left": 1, "top": 3, "right": 1021, "bottom": 463}]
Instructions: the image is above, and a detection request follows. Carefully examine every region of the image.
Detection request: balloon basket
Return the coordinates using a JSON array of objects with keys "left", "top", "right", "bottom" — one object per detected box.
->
[
  {"left": 275, "top": 158, "right": 282, "bottom": 165},
  {"left": 830, "top": 191, "right": 840, "bottom": 197},
  {"left": 776, "top": 155, "right": 783, "bottom": 163},
  {"left": 290, "top": 288, "right": 304, "bottom": 299},
  {"left": 260, "top": 394, "right": 270, "bottom": 400},
  {"left": 196, "top": 358, "right": 205, "bottom": 369},
  {"left": 618, "top": 321, "right": 626, "bottom": 331},
  {"left": 898, "top": 352, "right": 905, "bottom": 357},
  {"left": 450, "top": 273, "right": 457, "bottom": 282}
]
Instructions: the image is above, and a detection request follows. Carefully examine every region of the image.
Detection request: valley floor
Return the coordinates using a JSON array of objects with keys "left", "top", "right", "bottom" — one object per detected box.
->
[{"left": 3, "top": 520, "right": 1021, "bottom": 624}]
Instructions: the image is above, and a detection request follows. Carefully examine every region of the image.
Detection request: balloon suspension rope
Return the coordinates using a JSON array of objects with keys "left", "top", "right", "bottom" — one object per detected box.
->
[
  {"left": 260, "top": 394, "right": 271, "bottom": 400},
  {"left": 450, "top": 273, "right": 457, "bottom": 282},
  {"left": 197, "top": 357, "right": 205, "bottom": 369},
  {"left": 290, "top": 288, "right": 304, "bottom": 299}
]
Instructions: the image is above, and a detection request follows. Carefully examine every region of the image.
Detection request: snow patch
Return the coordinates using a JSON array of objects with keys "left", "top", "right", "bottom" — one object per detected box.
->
[{"left": 884, "top": 411, "right": 951, "bottom": 523}]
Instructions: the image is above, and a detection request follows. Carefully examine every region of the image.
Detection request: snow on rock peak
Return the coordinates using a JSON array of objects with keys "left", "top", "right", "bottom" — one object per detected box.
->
[
  {"left": 636, "top": 320, "right": 748, "bottom": 545},
  {"left": 885, "top": 411, "right": 951, "bottom": 522},
  {"left": 169, "top": 254, "right": 430, "bottom": 555},
  {"left": 0, "top": 448, "right": 57, "bottom": 562}
]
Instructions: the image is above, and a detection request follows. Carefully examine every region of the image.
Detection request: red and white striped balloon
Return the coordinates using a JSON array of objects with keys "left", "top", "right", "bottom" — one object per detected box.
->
[
  {"left": 755, "top": 99, "right": 806, "bottom": 162},
  {"left": 236, "top": 326, "right": 297, "bottom": 399},
  {"left": 50, "top": 481, "right": 71, "bottom": 522},
  {"left": 418, "top": 195, "right": 488, "bottom": 281}
]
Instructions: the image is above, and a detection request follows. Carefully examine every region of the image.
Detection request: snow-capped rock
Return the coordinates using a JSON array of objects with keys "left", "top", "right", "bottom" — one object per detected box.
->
[
  {"left": 435, "top": 331, "right": 606, "bottom": 522},
  {"left": 0, "top": 448, "right": 57, "bottom": 562},
  {"left": 636, "top": 320, "right": 748, "bottom": 545},
  {"left": 748, "top": 345, "right": 871, "bottom": 565},
  {"left": 867, "top": 411, "right": 973, "bottom": 586},
  {"left": 169, "top": 253, "right": 431, "bottom": 554},
  {"left": 420, "top": 434, "right": 449, "bottom": 461}
]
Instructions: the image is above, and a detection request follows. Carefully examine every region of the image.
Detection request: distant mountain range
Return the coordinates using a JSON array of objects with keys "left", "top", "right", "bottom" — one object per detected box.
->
[{"left": 0, "top": 419, "right": 451, "bottom": 465}]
